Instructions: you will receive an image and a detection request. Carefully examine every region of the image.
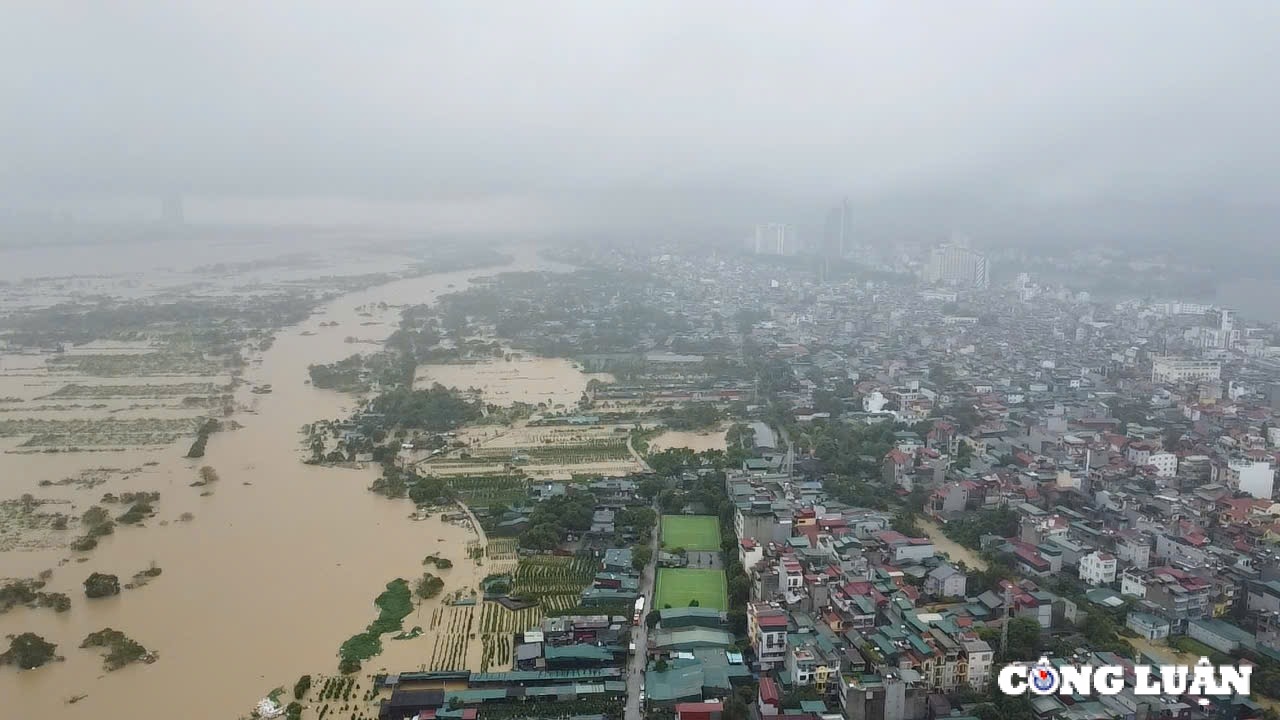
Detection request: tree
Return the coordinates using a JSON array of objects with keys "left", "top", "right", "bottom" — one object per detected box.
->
[
  {"left": 688, "top": 599, "right": 700, "bottom": 607},
  {"left": 293, "top": 674, "right": 312, "bottom": 700},
  {"left": 722, "top": 697, "right": 751, "bottom": 720},
  {"left": 415, "top": 573, "right": 445, "bottom": 600},
  {"left": 83, "top": 573, "right": 120, "bottom": 599},
  {"left": 81, "top": 505, "right": 110, "bottom": 527},
  {"left": 1001, "top": 617, "right": 1043, "bottom": 661},
  {"left": 654, "top": 658, "right": 669, "bottom": 672},
  {"left": 658, "top": 489, "right": 685, "bottom": 514},
  {"left": 638, "top": 477, "right": 665, "bottom": 501},
  {"left": 954, "top": 442, "right": 974, "bottom": 471},
  {"left": 0, "top": 632, "right": 57, "bottom": 669},
  {"left": 646, "top": 610, "right": 661, "bottom": 630},
  {"left": 891, "top": 511, "right": 922, "bottom": 536}
]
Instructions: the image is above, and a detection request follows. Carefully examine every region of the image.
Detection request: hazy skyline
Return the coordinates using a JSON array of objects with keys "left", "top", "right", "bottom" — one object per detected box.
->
[{"left": 3, "top": 2, "right": 1279, "bottom": 243}]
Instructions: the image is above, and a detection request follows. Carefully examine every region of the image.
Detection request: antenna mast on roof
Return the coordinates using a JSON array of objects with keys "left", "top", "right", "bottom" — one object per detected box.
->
[{"left": 1000, "top": 584, "right": 1013, "bottom": 657}]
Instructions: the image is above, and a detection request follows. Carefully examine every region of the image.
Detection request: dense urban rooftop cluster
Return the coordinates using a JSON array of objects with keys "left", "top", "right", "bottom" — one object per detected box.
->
[{"left": 362, "top": 240, "right": 1280, "bottom": 720}]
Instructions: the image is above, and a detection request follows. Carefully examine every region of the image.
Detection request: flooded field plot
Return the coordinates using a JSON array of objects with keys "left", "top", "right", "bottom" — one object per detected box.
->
[
  {"left": 419, "top": 423, "right": 644, "bottom": 479},
  {"left": 0, "top": 417, "right": 202, "bottom": 447},
  {"left": 649, "top": 426, "right": 729, "bottom": 453},
  {"left": 415, "top": 356, "right": 613, "bottom": 408},
  {"left": 46, "top": 353, "right": 230, "bottom": 377},
  {"left": 40, "top": 382, "right": 227, "bottom": 399}
]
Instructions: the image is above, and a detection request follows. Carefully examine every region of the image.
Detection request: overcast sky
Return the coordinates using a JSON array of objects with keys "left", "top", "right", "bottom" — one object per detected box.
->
[{"left": 2, "top": 2, "right": 1278, "bottom": 240}]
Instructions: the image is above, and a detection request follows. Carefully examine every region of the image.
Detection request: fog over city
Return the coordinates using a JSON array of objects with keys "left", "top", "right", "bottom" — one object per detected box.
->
[
  {"left": 9, "top": 5, "right": 1280, "bottom": 720},
  {"left": 3, "top": 2, "right": 1279, "bottom": 247}
]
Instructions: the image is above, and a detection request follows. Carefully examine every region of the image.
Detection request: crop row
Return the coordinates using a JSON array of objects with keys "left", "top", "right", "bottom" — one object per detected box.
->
[
  {"left": 512, "top": 555, "right": 596, "bottom": 599},
  {"left": 444, "top": 475, "right": 529, "bottom": 506},
  {"left": 479, "top": 633, "right": 514, "bottom": 672},
  {"left": 426, "top": 605, "right": 476, "bottom": 671},
  {"left": 478, "top": 602, "right": 544, "bottom": 635}
]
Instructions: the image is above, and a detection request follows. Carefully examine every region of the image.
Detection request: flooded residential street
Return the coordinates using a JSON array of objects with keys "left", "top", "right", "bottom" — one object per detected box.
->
[{"left": 918, "top": 517, "right": 988, "bottom": 571}]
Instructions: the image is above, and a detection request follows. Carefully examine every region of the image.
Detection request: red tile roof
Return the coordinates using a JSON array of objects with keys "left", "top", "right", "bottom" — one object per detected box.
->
[
  {"left": 760, "top": 676, "right": 781, "bottom": 705},
  {"left": 677, "top": 701, "right": 724, "bottom": 715}
]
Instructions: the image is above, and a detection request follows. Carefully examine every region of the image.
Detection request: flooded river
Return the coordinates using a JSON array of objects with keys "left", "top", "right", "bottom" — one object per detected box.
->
[{"left": 0, "top": 247, "right": 566, "bottom": 718}]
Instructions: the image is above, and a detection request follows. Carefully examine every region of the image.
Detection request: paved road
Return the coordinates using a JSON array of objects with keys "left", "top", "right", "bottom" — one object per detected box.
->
[{"left": 625, "top": 504, "right": 661, "bottom": 718}]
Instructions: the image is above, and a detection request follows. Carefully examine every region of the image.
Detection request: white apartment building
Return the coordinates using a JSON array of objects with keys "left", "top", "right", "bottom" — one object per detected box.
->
[
  {"left": 1151, "top": 357, "right": 1221, "bottom": 384},
  {"left": 1226, "top": 460, "right": 1275, "bottom": 499},
  {"left": 1079, "top": 551, "right": 1118, "bottom": 586},
  {"left": 1148, "top": 452, "right": 1178, "bottom": 478},
  {"left": 1121, "top": 569, "right": 1149, "bottom": 598},
  {"left": 925, "top": 244, "right": 989, "bottom": 289},
  {"left": 964, "top": 640, "right": 995, "bottom": 689}
]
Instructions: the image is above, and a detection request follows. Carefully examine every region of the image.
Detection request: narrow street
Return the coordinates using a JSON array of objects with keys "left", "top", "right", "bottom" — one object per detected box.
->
[{"left": 625, "top": 503, "right": 661, "bottom": 718}]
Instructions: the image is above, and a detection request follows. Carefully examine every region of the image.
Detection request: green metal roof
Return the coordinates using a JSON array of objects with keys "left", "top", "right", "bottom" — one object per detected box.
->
[{"left": 545, "top": 644, "right": 615, "bottom": 662}]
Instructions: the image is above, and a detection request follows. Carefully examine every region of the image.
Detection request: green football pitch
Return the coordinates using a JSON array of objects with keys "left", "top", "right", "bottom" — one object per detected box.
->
[
  {"left": 655, "top": 568, "right": 728, "bottom": 611},
  {"left": 661, "top": 515, "right": 721, "bottom": 551}
]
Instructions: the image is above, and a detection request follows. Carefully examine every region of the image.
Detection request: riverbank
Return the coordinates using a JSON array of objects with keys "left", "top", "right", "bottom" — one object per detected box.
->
[{"left": 0, "top": 246, "right": 566, "bottom": 719}]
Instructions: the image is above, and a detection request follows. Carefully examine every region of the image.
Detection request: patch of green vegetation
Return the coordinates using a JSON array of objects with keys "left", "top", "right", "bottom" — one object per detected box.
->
[
  {"left": 368, "top": 384, "right": 482, "bottom": 431},
  {"left": 0, "top": 632, "right": 57, "bottom": 669},
  {"left": 337, "top": 578, "right": 413, "bottom": 671},
  {"left": 415, "top": 573, "right": 445, "bottom": 599},
  {"left": 80, "top": 628, "right": 152, "bottom": 671},
  {"left": 185, "top": 418, "right": 222, "bottom": 458},
  {"left": 83, "top": 572, "right": 120, "bottom": 598},
  {"left": 421, "top": 554, "right": 454, "bottom": 570},
  {"left": 116, "top": 500, "right": 156, "bottom": 525}
]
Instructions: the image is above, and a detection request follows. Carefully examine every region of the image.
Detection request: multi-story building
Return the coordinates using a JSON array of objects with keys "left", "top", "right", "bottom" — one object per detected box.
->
[
  {"left": 1151, "top": 357, "right": 1221, "bottom": 384},
  {"left": 823, "top": 198, "right": 852, "bottom": 260},
  {"left": 778, "top": 557, "right": 804, "bottom": 598},
  {"left": 1147, "top": 451, "right": 1179, "bottom": 477},
  {"left": 1136, "top": 567, "right": 1212, "bottom": 632},
  {"left": 925, "top": 243, "right": 989, "bottom": 289},
  {"left": 786, "top": 635, "right": 841, "bottom": 689},
  {"left": 748, "top": 602, "right": 789, "bottom": 669},
  {"left": 924, "top": 565, "right": 967, "bottom": 598},
  {"left": 963, "top": 639, "right": 995, "bottom": 689},
  {"left": 753, "top": 223, "right": 797, "bottom": 256},
  {"left": 1225, "top": 460, "right": 1275, "bottom": 499},
  {"left": 1114, "top": 532, "right": 1151, "bottom": 570},
  {"left": 1078, "top": 551, "right": 1118, "bottom": 586}
]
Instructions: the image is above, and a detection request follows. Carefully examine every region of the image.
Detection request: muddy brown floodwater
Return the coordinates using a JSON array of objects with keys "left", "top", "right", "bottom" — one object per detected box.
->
[{"left": 0, "top": 248, "right": 567, "bottom": 719}]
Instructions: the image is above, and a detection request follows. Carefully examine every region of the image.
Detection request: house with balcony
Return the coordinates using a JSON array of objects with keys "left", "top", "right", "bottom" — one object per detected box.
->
[
  {"left": 1078, "top": 551, "right": 1117, "bottom": 586},
  {"left": 785, "top": 634, "right": 841, "bottom": 690},
  {"left": 749, "top": 602, "right": 790, "bottom": 670}
]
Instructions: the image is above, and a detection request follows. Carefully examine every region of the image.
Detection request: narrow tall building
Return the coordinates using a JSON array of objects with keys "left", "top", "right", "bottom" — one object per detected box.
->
[{"left": 822, "top": 197, "right": 851, "bottom": 259}]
